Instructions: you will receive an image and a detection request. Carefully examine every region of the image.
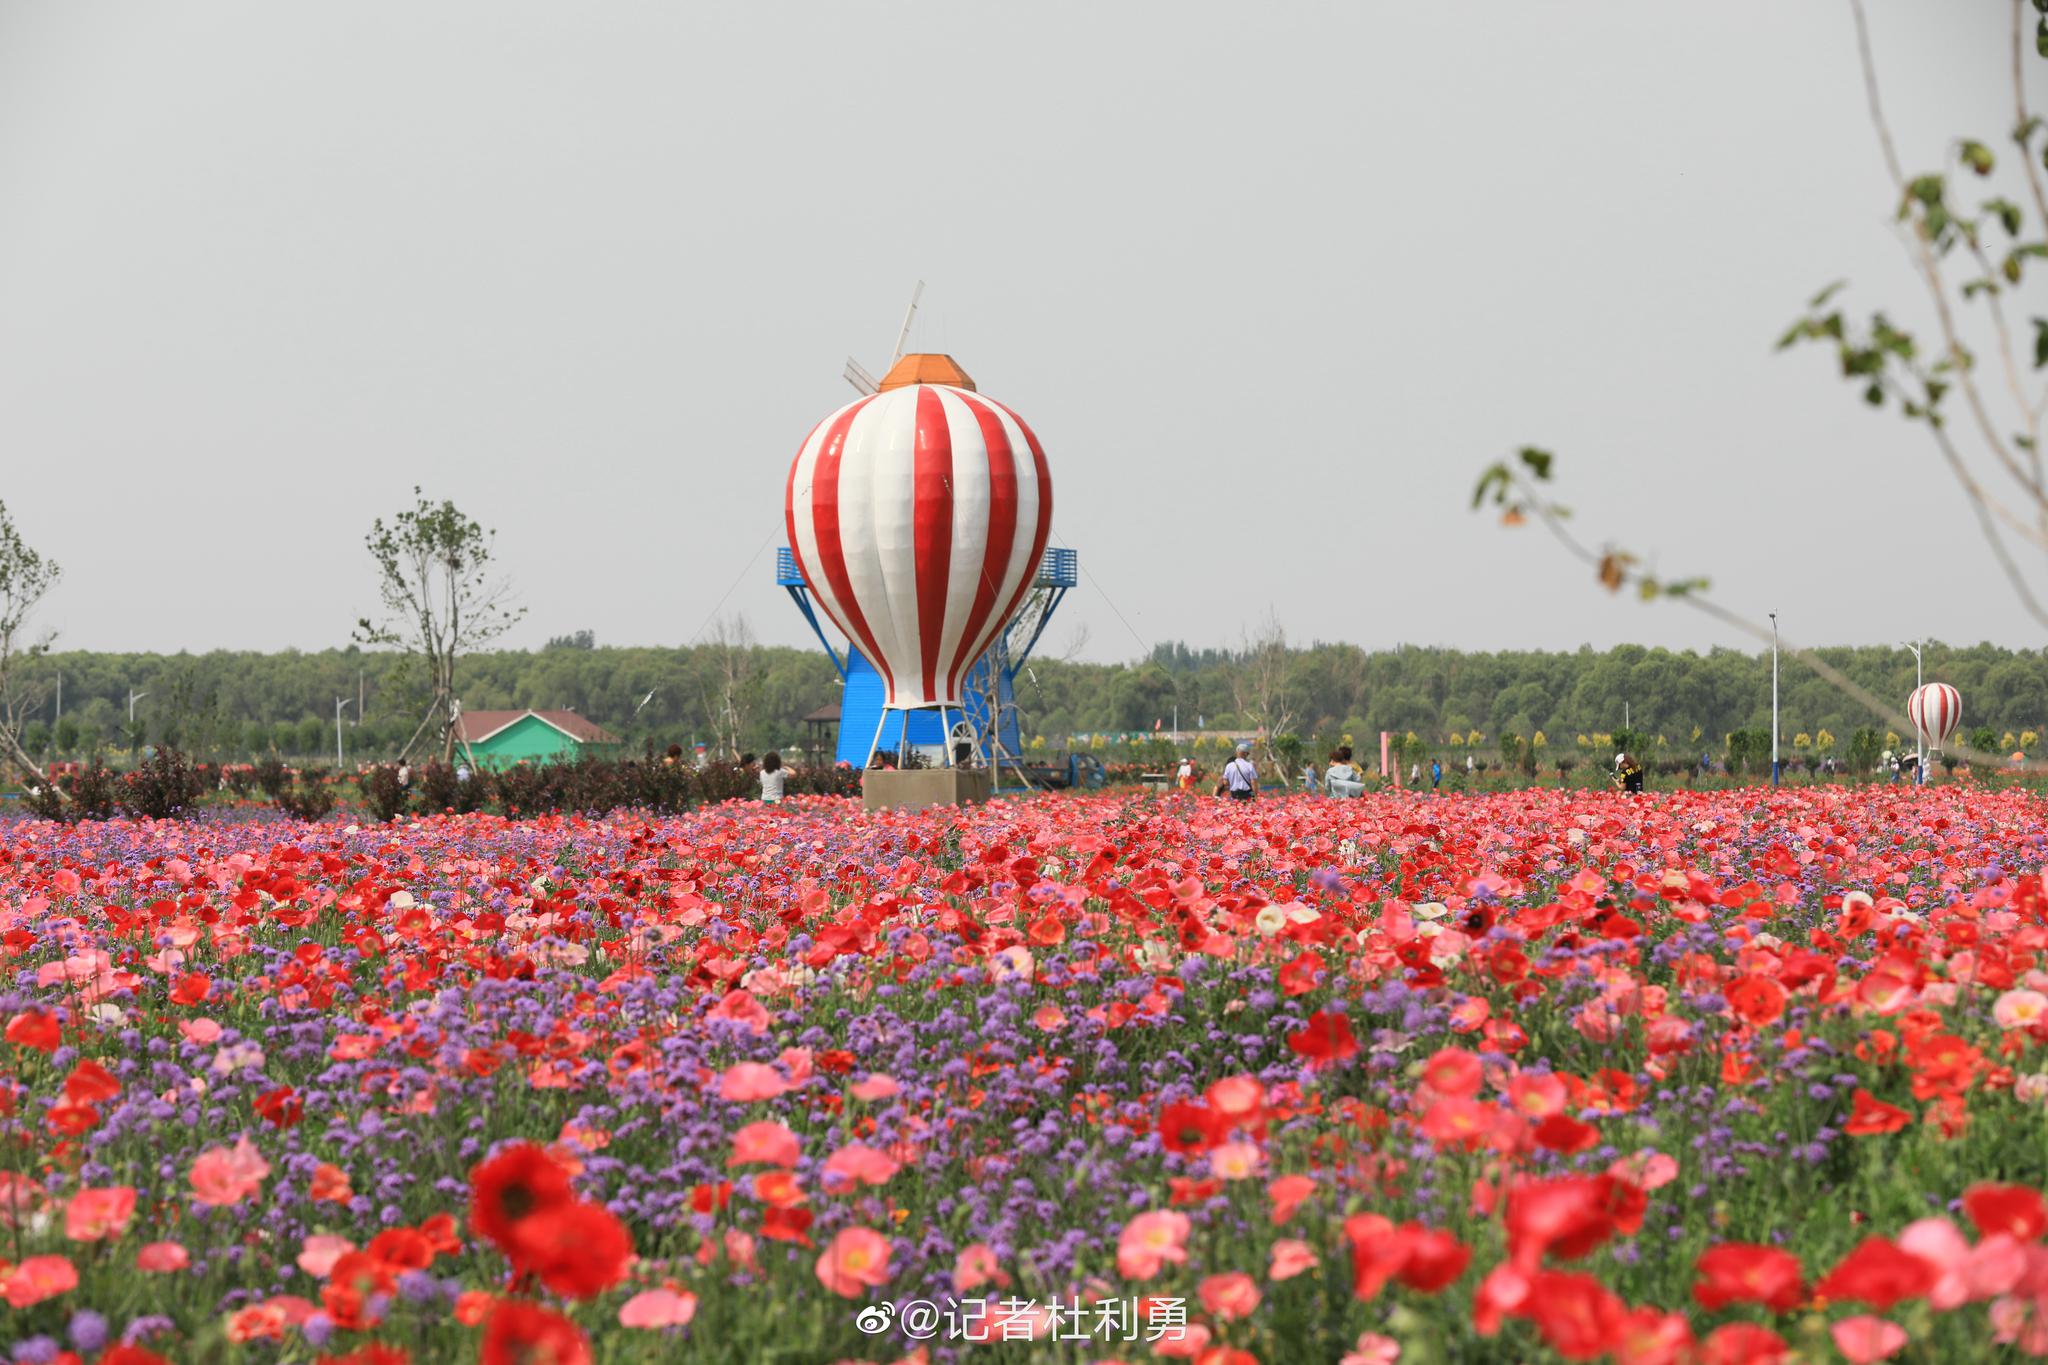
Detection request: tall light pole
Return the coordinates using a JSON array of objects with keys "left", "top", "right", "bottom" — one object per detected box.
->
[
  {"left": 335, "top": 697, "right": 353, "bottom": 768},
  {"left": 127, "top": 689, "right": 147, "bottom": 725},
  {"left": 1904, "top": 640, "right": 1924, "bottom": 786},
  {"left": 1769, "top": 612, "right": 1780, "bottom": 788}
]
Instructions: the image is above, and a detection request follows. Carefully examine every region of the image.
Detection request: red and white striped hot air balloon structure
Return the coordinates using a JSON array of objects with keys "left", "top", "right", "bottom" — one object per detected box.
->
[
  {"left": 1909, "top": 682, "right": 1962, "bottom": 754},
  {"left": 784, "top": 352, "right": 1053, "bottom": 766}
]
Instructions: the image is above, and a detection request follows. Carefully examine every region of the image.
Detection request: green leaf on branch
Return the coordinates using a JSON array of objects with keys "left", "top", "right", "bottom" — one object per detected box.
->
[
  {"left": 1470, "top": 463, "right": 1510, "bottom": 510},
  {"left": 1808, "top": 280, "right": 1847, "bottom": 308},
  {"left": 2034, "top": 317, "right": 2048, "bottom": 369},
  {"left": 1985, "top": 197, "right": 2024, "bottom": 236},
  {"left": 1963, "top": 278, "right": 2002, "bottom": 299},
  {"left": 1517, "top": 447, "right": 1554, "bottom": 481},
  {"left": 1961, "top": 141, "right": 1996, "bottom": 175},
  {"left": 1864, "top": 382, "right": 1885, "bottom": 406}
]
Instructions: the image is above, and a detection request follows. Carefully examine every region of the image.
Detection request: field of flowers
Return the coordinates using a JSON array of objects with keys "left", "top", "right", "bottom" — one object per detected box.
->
[{"left": 3, "top": 786, "right": 2048, "bottom": 1364}]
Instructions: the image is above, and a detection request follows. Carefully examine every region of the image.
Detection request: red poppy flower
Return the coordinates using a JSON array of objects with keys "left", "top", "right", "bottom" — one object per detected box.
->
[
  {"left": 1961, "top": 1183, "right": 2048, "bottom": 1242},
  {"left": 1699, "top": 1323, "right": 1788, "bottom": 1365},
  {"left": 1344, "top": 1216, "right": 1470, "bottom": 1299},
  {"left": 1531, "top": 1113, "right": 1600, "bottom": 1154},
  {"left": 98, "top": 1348, "right": 170, "bottom": 1365},
  {"left": 479, "top": 1302, "right": 591, "bottom": 1365},
  {"left": 253, "top": 1086, "right": 303, "bottom": 1129},
  {"left": 417, "top": 1212, "right": 461, "bottom": 1256},
  {"left": 1157, "top": 1101, "right": 1229, "bottom": 1155},
  {"left": 1842, "top": 1089, "right": 1911, "bottom": 1136},
  {"left": 1394, "top": 1227, "right": 1471, "bottom": 1292},
  {"left": 169, "top": 973, "right": 212, "bottom": 1006},
  {"left": 1504, "top": 1175, "right": 1640, "bottom": 1269},
  {"left": 4, "top": 1009, "right": 60, "bottom": 1053},
  {"left": 366, "top": 1227, "right": 433, "bottom": 1272},
  {"left": 316, "top": 1346, "right": 410, "bottom": 1365},
  {"left": 1725, "top": 974, "right": 1786, "bottom": 1028},
  {"left": 1287, "top": 1010, "right": 1358, "bottom": 1065},
  {"left": 63, "top": 1059, "right": 120, "bottom": 1104},
  {"left": 760, "top": 1205, "right": 814, "bottom": 1246},
  {"left": 469, "top": 1144, "right": 574, "bottom": 1252},
  {"left": 1523, "top": 1270, "right": 1626, "bottom": 1360},
  {"left": 1814, "top": 1236, "right": 1938, "bottom": 1310},
  {"left": 1693, "top": 1243, "right": 1805, "bottom": 1312},
  {"left": 507, "top": 1200, "right": 634, "bottom": 1299}
]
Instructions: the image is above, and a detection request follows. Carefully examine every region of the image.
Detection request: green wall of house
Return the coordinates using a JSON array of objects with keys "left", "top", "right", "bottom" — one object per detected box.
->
[{"left": 471, "top": 716, "right": 613, "bottom": 770}]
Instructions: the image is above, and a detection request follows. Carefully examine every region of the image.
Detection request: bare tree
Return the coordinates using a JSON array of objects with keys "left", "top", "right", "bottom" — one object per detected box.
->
[
  {"left": 1475, "top": 0, "right": 2048, "bottom": 767},
  {"left": 1231, "top": 609, "right": 1296, "bottom": 781},
  {"left": 355, "top": 490, "right": 523, "bottom": 762},
  {"left": 704, "top": 614, "right": 758, "bottom": 760},
  {"left": 0, "top": 501, "right": 60, "bottom": 791}
]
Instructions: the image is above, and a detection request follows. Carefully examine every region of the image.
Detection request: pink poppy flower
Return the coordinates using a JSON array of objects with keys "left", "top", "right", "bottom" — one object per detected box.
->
[
  {"left": 953, "top": 1243, "right": 1006, "bottom": 1293},
  {"left": 1831, "top": 1316, "right": 1908, "bottom": 1364},
  {"left": 1268, "top": 1173, "right": 1316, "bottom": 1224},
  {"left": 728, "top": 1121, "right": 801, "bottom": 1168},
  {"left": 619, "top": 1288, "right": 698, "bottom": 1329},
  {"left": 295, "top": 1235, "right": 355, "bottom": 1279},
  {"left": 1341, "top": 1333, "right": 1402, "bottom": 1365},
  {"left": 3, "top": 1254, "right": 77, "bottom": 1308},
  {"left": 717, "top": 1062, "right": 792, "bottom": 1102},
  {"left": 849, "top": 1074, "right": 899, "bottom": 1102},
  {"left": 822, "top": 1142, "right": 900, "bottom": 1190},
  {"left": 1198, "top": 1271, "right": 1260, "bottom": 1320},
  {"left": 815, "top": 1226, "right": 892, "bottom": 1297},
  {"left": 190, "top": 1136, "right": 272, "bottom": 1206},
  {"left": 1116, "top": 1210, "right": 1190, "bottom": 1280},
  {"left": 706, "top": 988, "right": 771, "bottom": 1035},
  {"left": 1270, "top": 1238, "right": 1320, "bottom": 1280},
  {"left": 1994, "top": 989, "right": 2048, "bottom": 1030},
  {"left": 136, "top": 1241, "right": 190, "bottom": 1272},
  {"left": 64, "top": 1186, "right": 136, "bottom": 1242}
]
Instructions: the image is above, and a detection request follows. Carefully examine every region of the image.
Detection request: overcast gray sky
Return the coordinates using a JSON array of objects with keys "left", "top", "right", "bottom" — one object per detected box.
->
[{"left": 0, "top": 2, "right": 2035, "bottom": 660}]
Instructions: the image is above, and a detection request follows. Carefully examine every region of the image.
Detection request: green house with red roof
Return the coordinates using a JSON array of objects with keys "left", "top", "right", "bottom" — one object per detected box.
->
[{"left": 453, "top": 709, "right": 621, "bottom": 770}]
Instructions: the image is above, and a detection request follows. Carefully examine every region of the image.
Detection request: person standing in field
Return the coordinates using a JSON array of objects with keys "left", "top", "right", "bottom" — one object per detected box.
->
[
  {"left": 1430, "top": 758, "right": 1442, "bottom": 792},
  {"left": 759, "top": 751, "right": 785, "bottom": 804},
  {"left": 1176, "top": 757, "right": 1196, "bottom": 790},
  {"left": 1613, "top": 751, "right": 1645, "bottom": 794},
  {"left": 1222, "top": 743, "right": 1258, "bottom": 802}
]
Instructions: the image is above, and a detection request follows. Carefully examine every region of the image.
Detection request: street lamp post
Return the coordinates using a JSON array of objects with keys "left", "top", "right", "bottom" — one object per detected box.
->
[
  {"left": 335, "top": 697, "right": 353, "bottom": 769},
  {"left": 1904, "top": 640, "right": 1924, "bottom": 786},
  {"left": 1769, "top": 612, "right": 1779, "bottom": 788}
]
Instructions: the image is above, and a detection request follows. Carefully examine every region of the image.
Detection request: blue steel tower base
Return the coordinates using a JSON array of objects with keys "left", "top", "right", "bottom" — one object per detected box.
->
[{"left": 775, "top": 547, "right": 1076, "bottom": 768}]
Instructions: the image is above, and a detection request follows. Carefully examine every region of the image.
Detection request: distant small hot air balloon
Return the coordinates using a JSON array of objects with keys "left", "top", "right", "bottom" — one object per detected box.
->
[{"left": 1908, "top": 683, "right": 1961, "bottom": 750}]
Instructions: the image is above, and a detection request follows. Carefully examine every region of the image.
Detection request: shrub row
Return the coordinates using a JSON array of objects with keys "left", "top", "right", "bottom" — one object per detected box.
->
[{"left": 19, "top": 749, "right": 862, "bottom": 823}]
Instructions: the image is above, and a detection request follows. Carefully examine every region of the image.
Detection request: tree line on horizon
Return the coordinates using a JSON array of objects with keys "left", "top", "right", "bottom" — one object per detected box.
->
[{"left": 9, "top": 635, "right": 2045, "bottom": 767}]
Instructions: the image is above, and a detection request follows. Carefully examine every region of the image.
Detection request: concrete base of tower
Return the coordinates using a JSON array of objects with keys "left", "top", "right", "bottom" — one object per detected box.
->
[{"left": 861, "top": 768, "right": 993, "bottom": 814}]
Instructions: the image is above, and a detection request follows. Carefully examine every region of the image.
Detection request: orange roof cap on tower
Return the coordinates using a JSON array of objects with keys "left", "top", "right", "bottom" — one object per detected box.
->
[{"left": 877, "top": 353, "right": 976, "bottom": 392}]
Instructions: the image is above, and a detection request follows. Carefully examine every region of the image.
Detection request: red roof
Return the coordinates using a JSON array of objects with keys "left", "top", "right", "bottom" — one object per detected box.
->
[{"left": 455, "top": 710, "right": 619, "bottom": 745}]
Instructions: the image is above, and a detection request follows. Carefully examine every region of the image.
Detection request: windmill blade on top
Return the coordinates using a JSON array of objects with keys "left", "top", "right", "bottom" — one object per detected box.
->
[{"left": 844, "top": 358, "right": 879, "bottom": 394}]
